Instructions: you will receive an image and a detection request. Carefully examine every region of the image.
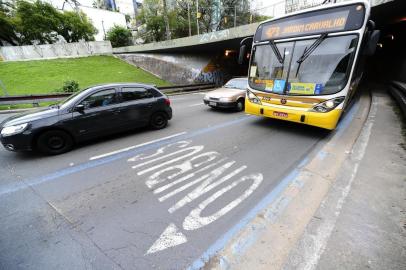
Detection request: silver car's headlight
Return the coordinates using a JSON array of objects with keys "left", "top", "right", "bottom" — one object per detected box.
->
[
  {"left": 1, "top": 123, "right": 28, "bottom": 137},
  {"left": 220, "top": 97, "right": 233, "bottom": 102}
]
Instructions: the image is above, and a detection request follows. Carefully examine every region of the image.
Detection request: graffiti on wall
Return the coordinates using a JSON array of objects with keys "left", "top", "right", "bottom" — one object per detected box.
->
[{"left": 199, "top": 29, "right": 230, "bottom": 43}]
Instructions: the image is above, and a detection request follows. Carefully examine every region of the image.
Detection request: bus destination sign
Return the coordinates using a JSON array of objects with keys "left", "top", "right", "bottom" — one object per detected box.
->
[{"left": 256, "top": 4, "right": 365, "bottom": 41}]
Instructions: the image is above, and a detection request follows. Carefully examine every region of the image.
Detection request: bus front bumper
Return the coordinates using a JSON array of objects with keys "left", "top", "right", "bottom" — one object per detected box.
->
[{"left": 245, "top": 101, "right": 342, "bottom": 130}]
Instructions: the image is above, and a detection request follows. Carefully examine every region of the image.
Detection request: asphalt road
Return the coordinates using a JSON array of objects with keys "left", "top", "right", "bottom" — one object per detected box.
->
[{"left": 0, "top": 92, "right": 331, "bottom": 270}]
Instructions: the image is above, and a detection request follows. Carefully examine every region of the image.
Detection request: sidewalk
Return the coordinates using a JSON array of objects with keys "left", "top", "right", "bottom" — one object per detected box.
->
[{"left": 284, "top": 89, "right": 406, "bottom": 269}]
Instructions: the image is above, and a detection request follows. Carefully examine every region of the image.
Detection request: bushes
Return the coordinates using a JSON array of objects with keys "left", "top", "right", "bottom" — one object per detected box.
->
[
  {"left": 61, "top": 80, "right": 80, "bottom": 93},
  {"left": 106, "top": 25, "right": 132, "bottom": 47}
]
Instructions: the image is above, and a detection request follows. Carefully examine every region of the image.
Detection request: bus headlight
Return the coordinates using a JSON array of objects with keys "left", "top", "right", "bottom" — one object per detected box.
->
[
  {"left": 247, "top": 90, "right": 262, "bottom": 105},
  {"left": 311, "top": 97, "right": 345, "bottom": 113}
]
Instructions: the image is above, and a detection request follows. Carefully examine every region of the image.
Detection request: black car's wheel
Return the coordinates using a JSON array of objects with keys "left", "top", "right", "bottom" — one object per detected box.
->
[
  {"left": 236, "top": 99, "right": 245, "bottom": 112},
  {"left": 150, "top": 112, "right": 168, "bottom": 129},
  {"left": 36, "top": 130, "right": 74, "bottom": 155}
]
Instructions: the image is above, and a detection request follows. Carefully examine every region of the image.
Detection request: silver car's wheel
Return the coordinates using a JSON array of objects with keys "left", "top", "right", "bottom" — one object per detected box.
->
[{"left": 236, "top": 99, "right": 245, "bottom": 111}]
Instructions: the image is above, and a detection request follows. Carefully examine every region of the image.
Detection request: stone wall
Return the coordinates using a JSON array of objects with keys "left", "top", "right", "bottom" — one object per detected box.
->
[{"left": 0, "top": 41, "right": 113, "bottom": 61}]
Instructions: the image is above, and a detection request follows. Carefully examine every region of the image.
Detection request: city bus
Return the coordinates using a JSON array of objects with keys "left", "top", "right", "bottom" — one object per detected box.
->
[{"left": 240, "top": 0, "right": 379, "bottom": 130}]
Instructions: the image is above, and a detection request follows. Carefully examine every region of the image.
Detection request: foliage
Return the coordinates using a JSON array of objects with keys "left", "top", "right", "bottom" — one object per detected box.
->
[
  {"left": 0, "top": 0, "right": 97, "bottom": 46},
  {"left": 58, "top": 11, "right": 97, "bottom": 43},
  {"left": 61, "top": 80, "right": 80, "bottom": 93},
  {"left": 14, "top": 0, "right": 61, "bottom": 45},
  {"left": 106, "top": 25, "right": 132, "bottom": 47},
  {"left": 0, "top": 56, "right": 170, "bottom": 96},
  {"left": 137, "top": 0, "right": 267, "bottom": 42}
]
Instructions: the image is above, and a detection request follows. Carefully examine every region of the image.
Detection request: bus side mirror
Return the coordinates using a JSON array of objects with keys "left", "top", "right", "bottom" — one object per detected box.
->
[
  {"left": 365, "top": 30, "right": 380, "bottom": 56},
  {"left": 238, "top": 45, "right": 247, "bottom": 65}
]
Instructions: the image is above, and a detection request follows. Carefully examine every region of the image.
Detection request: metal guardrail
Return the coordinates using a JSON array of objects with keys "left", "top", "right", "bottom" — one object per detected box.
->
[
  {"left": 0, "top": 83, "right": 216, "bottom": 106},
  {"left": 389, "top": 81, "right": 406, "bottom": 118}
]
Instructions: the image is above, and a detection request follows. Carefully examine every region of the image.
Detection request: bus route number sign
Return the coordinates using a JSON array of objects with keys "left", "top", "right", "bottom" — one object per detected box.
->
[{"left": 257, "top": 3, "right": 365, "bottom": 41}]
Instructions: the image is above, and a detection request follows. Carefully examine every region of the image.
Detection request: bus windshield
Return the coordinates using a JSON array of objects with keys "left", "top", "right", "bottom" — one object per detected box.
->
[{"left": 249, "top": 35, "right": 358, "bottom": 96}]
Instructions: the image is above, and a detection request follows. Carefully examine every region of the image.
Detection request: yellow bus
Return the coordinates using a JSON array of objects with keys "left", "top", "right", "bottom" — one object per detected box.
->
[{"left": 240, "top": 0, "right": 379, "bottom": 130}]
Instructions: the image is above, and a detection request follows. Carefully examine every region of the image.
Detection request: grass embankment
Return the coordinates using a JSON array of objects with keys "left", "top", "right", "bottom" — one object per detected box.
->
[{"left": 0, "top": 55, "right": 170, "bottom": 110}]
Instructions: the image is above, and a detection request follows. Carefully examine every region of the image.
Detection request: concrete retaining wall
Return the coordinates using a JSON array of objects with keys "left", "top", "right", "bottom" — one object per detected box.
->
[
  {"left": 117, "top": 53, "right": 225, "bottom": 85},
  {"left": 0, "top": 41, "right": 113, "bottom": 61},
  {"left": 118, "top": 53, "right": 245, "bottom": 85}
]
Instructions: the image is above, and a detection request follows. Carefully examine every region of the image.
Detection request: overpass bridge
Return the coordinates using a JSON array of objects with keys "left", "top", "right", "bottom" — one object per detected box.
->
[{"left": 114, "top": 0, "right": 405, "bottom": 86}]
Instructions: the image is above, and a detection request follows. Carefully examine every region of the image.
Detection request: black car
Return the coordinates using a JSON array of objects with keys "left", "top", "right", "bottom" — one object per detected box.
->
[{"left": 0, "top": 83, "right": 172, "bottom": 154}]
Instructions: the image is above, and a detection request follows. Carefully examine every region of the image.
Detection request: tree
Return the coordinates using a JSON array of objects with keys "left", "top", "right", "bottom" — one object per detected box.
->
[
  {"left": 14, "top": 0, "right": 61, "bottom": 45},
  {"left": 0, "top": 11, "right": 18, "bottom": 46},
  {"left": 106, "top": 25, "right": 132, "bottom": 47},
  {"left": 58, "top": 11, "right": 97, "bottom": 43},
  {"left": 0, "top": 0, "right": 98, "bottom": 46},
  {"left": 136, "top": 0, "right": 166, "bottom": 42},
  {"left": 136, "top": 0, "right": 269, "bottom": 43}
]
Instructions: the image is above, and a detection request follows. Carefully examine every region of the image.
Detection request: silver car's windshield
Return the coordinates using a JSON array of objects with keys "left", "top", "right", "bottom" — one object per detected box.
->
[
  {"left": 224, "top": 78, "right": 248, "bottom": 90},
  {"left": 249, "top": 35, "right": 358, "bottom": 95}
]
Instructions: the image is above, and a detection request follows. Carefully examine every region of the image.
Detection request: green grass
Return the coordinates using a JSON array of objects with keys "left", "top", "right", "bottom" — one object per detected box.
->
[{"left": 0, "top": 55, "right": 170, "bottom": 96}]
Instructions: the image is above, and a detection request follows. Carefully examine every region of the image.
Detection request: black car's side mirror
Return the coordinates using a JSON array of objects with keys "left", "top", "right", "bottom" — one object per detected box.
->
[{"left": 75, "top": 104, "right": 85, "bottom": 113}]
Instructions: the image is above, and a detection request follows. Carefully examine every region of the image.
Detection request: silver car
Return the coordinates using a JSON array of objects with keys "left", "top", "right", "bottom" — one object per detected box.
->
[{"left": 203, "top": 78, "right": 248, "bottom": 111}]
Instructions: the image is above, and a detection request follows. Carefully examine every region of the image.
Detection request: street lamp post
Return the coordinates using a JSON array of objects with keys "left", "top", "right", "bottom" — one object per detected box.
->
[
  {"left": 196, "top": 0, "right": 200, "bottom": 35},
  {"left": 187, "top": 1, "right": 191, "bottom": 36}
]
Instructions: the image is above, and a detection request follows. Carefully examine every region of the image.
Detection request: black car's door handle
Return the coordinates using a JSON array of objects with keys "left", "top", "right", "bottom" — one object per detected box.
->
[{"left": 112, "top": 109, "right": 121, "bottom": 114}]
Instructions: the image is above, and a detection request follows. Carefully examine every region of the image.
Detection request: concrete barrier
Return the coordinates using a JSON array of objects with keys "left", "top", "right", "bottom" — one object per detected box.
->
[{"left": 0, "top": 41, "right": 113, "bottom": 61}]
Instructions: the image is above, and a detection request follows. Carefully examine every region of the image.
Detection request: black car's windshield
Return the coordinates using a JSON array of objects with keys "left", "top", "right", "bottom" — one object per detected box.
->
[
  {"left": 249, "top": 35, "right": 358, "bottom": 95},
  {"left": 59, "top": 88, "right": 90, "bottom": 109},
  {"left": 224, "top": 78, "right": 248, "bottom": 90}
]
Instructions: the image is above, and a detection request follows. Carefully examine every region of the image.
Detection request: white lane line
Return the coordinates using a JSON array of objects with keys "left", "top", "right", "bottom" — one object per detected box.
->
[
  {"left": 89, "top": 132, "right": 187, "bottom": 160},
  {"left": 188, "top": 103, "right": 205, "bottom": 107},
  {"left": 170, "top": 97, "right": 188, "bottom": 101}
]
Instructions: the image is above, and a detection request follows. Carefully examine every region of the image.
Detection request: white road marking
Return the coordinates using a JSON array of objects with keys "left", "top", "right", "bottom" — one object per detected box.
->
[
  {"left": 188, "top": 103, "right": 205, "bottom": 107},
  {"left": 146, "top": 223, "right": 187, "bottom": 254},
  {"left": 145, "top": 151, "right": 220, "bottom": 189},
  {"left": 89, "top": 132, "right": 187, "bottom": 160},
  {"left": 183, "top": 173, "right": 263, "bottom": 230},
  {"left": 193, "top": 92, "right": 207, "bottom": 95},
  {"left": 136, "top": 146, "right": 204, "bottom": 176},
  {"left": 167, "top": 162, "right": 247, "bottom": 213},
  {"left": 169, "top": 97, "right": 187, "bottom": 101},
  {"left": 129, "top": 140, "right": 264, "bottom": 255},
  {"left": 154, "top": 158, "right": 227, "bottom": 195},
  {"left": 128, "top": 141, "right": 191, "bottom": 163}
]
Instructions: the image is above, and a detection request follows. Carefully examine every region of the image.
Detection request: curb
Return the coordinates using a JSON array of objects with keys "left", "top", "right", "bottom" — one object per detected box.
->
[{"left": 199, "top": 91, "right": 372, "bottom": 270}]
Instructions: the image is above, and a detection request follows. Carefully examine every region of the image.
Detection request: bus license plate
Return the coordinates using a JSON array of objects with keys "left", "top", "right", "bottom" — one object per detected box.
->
[
  {"left": 209, "top": 102, "right": 217, "bottom": 106},
  {"left": 273, "top": 111, "right": 288, "bottom": 118}
]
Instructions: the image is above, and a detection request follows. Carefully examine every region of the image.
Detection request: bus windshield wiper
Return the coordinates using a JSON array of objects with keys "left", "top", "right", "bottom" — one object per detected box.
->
[
  {"left": 269, "top": 40, "right": 285, "bottom": 64},
  {"left": 295, "top": 33, "right": 328, "bottom": 77}
]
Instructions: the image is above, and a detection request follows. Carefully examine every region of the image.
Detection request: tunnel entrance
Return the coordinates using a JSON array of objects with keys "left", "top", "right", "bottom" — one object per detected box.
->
[{"left": 366, "top": 0, "right": 406, "bottom": 83}]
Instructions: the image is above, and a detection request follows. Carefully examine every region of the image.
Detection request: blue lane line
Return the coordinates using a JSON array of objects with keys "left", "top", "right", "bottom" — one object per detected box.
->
[
  {"left": 0, "top": 116, "right": 252, "bottom": 197},
  {"left": 186, "top": 99, "right": 360, "bottom": 270}
]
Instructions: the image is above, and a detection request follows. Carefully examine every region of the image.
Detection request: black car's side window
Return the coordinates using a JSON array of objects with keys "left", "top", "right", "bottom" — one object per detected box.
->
[
  {"left": 80, "top": 89, "right": 118, "bottom": 109},
  {"left": 121, "top": 87, "right": 153, "bottom": 102}
]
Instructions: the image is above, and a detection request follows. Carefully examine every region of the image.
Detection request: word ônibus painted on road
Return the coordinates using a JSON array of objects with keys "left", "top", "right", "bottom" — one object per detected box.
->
[{"left": 127, "top": 140, "right": 263, "bottom": 254}]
